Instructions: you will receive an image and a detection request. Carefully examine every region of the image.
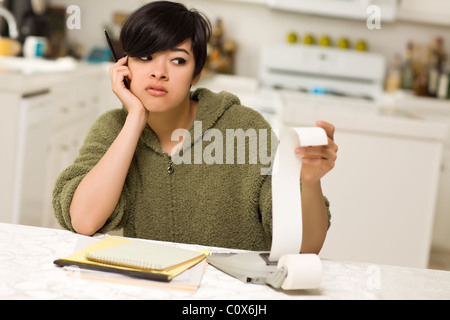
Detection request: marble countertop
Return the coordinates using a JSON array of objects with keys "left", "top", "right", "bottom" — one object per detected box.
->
[{"left": 1, "top": 222, "right": 449, "bottom": 300}]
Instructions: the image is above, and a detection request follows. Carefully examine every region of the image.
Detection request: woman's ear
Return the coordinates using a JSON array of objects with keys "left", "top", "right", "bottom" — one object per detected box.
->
[{"left": 191, "top": 73, "right": 201, "bottom": 86}]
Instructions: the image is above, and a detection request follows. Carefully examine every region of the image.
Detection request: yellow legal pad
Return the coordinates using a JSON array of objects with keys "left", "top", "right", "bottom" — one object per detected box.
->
[{"left": 54, "top": 236, "right": 209, "bottom": 282}]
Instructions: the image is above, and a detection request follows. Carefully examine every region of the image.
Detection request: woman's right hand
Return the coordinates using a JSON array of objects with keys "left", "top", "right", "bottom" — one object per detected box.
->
[{"left": 110, "top": 56, "right": 148, "bottom": 130}]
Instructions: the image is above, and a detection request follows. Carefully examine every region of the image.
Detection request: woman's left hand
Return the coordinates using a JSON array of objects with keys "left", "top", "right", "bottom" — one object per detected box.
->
[{"left": 296, "top": 121, "right": 338, "bottom": 184}]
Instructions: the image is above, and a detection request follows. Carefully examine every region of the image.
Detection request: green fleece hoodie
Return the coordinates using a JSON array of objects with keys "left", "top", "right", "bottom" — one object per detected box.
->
[{"left": 53, "top": 88, "right": 330, "bottom": 251}]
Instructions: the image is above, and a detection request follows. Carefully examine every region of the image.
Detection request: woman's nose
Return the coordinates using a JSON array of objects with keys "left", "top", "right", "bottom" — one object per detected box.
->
[
  {"left": 151, "top": 71, "right": 167, "bottom": 80},
  {"left": 150, "top": 61, "right": 168, "bottom": 80}
]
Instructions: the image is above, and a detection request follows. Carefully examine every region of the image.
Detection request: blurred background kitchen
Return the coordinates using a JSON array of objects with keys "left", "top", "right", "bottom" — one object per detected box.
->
[{"left": 2, "top": 0, "right": 450, "bottom": 271}]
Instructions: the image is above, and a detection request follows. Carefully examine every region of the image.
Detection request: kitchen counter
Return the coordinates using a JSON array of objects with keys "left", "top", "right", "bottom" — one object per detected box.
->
[
  {"left": 197, "top": 74, "right": 449, "bottom": 142},
  {"left": 0, "top": 57, "right": 109, "bottom": 94},
  {"left": 1, "top": 222, "right": 450, "bottom": 300},
  {"left": 280, "top": 90, "right": 449, "bottom": 141}
]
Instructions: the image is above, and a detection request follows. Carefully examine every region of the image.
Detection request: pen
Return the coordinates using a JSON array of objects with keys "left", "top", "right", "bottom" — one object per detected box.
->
[
  {"left": 104, "top": 29, "right": 118, "bottom": 61},
  {"left": 104, "top": 29, "right": 129, "bottom": 89}
]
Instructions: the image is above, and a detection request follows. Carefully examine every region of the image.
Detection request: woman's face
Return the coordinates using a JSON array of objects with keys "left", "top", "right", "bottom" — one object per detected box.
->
[{"left": 127, "top": 39, "right": 199, "bottom": 113}]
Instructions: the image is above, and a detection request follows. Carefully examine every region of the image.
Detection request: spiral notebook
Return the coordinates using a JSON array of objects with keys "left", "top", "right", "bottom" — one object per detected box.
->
[{"left": 54, "top": 236, "right": 208, "bottom": 282}]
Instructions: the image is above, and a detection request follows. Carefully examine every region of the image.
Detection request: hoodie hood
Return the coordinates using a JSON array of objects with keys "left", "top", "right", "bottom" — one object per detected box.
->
[{"left": 139, "top": 88, "right": 240, "bottom": 154}]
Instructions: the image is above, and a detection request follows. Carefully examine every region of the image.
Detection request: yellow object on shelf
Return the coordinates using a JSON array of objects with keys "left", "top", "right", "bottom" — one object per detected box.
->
[
  {"left": 337, "top": 38, "right": 350, "bottom": 49},
  {"left": 319, "top": 35, "right": 332, "bottom": 47},
  {"left": 355, "top": 40, "right": 368, "bottom": 52},
  {"left": 303, "top": 34, "right": 315, "bottom": 45},
  {"left": 287, "top": 32, "right": 298, "bottom": 44},
  {"left": 0, "top": 38, "right": 21, "bottom": 56}
]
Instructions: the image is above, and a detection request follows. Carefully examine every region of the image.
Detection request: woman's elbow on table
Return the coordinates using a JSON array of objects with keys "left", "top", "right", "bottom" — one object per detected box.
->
[
  {"left": 70, "top": 218, "right": 100, "bottom": 236},
  {"left": 69, "top": 208, "right": 104, "bottom": 236}
]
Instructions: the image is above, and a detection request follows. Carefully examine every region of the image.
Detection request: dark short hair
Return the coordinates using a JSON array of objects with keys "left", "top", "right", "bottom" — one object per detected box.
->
[{"left": 120, "top": 1, "right": 211, "bottom": 79}]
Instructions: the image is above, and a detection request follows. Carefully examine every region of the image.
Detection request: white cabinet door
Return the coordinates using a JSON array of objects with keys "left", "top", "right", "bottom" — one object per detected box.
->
[
  {"left": 11, "top": 91, "right": 52, "bottom": 227},
  {"left": 42, "top": 121, "right": 93, "bottom": 229},
  {"left": 318, "top": 130, "right": 442, "bottom": 268},
  {"left": 0, "top": 92, "right": 21, "bottom": 224},
  {"left": 398, "top": 0, "right": 450, "bottom": 25},
  {"left": 283, "top": 106, "right": 444, "bottom": 268},
  {"left": 433, "top": 148, "right": 450, "bottom": 250},
  {"left": 42, "top": 79, "right": 101, "bottom": 229},
  {"left": 1, "top": 67, "right": 104, "bottom": 227}
]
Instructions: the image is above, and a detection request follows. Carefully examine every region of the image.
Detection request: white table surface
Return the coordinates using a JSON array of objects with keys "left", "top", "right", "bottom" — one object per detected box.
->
[{"left": 1, "top": 222, "right": 449, "bottom": 300}]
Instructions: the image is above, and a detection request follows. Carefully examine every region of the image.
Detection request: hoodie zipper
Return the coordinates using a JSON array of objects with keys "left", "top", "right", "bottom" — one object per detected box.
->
[{"left": 167, "top": 155, "right": 174, "bottom": 174}]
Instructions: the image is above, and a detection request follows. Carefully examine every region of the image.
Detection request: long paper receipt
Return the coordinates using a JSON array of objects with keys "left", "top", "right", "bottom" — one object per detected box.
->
[{"left": 269, "top": 127, "right": 328, "bottom": 261}]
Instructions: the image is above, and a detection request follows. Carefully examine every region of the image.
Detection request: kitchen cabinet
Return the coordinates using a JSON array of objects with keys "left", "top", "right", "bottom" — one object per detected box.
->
[
  {"left": 318, "top": 130, "right": 442, "bottom": 268},
  {"left": 0, "top": 65, "right": 105, "bottom": 228},
  {"left": 398, "top": 0, "right": 450, "bottom": 26},
  {"left": 1, "top": 91, "right": 21, "bottom": 224},
  {"left": 41, "top": 74, "right": 103, "bottom": 229},
  {"left": 391, "top": 94, "right": 450, "bottom": 252},
  {"left": 10, "top": 91, "right": 52, "bottom": 227}
]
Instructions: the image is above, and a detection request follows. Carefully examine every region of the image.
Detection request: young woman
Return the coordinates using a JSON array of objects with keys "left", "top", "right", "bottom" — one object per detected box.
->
[{"left": 53, "top": 1, "right": 337, "bottom": 253}]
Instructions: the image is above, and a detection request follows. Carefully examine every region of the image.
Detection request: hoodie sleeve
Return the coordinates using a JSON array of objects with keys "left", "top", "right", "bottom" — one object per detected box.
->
[{"left": 52, "top": 109, "right": 129, "bottom": 234}]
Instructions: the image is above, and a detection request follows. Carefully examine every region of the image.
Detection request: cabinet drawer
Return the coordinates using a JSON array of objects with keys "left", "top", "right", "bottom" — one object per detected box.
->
[{"left": 51, "top": 79, "right": 101, "bottom": 129}]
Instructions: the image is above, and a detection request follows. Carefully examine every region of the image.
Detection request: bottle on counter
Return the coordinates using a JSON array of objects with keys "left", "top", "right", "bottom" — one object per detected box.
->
[
  {"left": 427, "top": 37, "right": 445, "bottom": 97},
  {"left": 437, "top": 71, "right": 450, "bottom": 99},
  {"left": 206, "top": 18, "right": 236, "bottom": 74},
  {"left": 385, "top": 54, "right": 402, "bottom": 93},
  {"left": 401, "top": 42, "right": 414, "bottom": 90},
  {"left": 210, "top": 18, "right": 224, "bottom": 48},
  {"left": 412, "top": 71, "right": 428, "bottom": 96},
  {"left": 437, "top": 58, "right": 450, "bottom": 99},
  {"left": 427, "top": 54, "right": 440, "bottom": 97}
]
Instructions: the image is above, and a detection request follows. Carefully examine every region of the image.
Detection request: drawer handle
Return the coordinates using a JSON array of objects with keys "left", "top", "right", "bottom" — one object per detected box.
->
[{"left": 60, "top": 107, "right": 70, "bottom": 114}]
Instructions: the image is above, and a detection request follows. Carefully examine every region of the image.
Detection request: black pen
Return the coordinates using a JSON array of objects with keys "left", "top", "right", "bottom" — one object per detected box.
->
[{"left": 104, "top": 29, "right": 129, "bottom": 89}]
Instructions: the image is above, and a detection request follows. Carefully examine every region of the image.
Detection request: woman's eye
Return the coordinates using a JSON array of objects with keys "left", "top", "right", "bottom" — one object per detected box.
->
[
  {"left": 139, "top": 56, "right": 152, "bottom": 61},
  {"left": 173, "top": 58, "right": 187, "bottom": 65}
]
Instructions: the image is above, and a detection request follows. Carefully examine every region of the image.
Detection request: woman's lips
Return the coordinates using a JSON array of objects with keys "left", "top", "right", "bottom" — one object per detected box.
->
[{"left": 147, "top": 85, "right": 168, "bottom": 96}]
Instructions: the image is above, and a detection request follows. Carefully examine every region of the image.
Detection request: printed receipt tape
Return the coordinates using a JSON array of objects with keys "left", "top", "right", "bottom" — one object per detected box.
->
[
  {"left": 269, "top": 127, "right": 328, "bottom": 261},
  {"left": 278, "top": 254, "right": 323, "bottom": 290}
]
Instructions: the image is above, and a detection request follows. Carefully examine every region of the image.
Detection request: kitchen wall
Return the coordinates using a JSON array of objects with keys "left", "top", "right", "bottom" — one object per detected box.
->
[{"left": 48, "top": 0, "right": 450, "bottom": 78}]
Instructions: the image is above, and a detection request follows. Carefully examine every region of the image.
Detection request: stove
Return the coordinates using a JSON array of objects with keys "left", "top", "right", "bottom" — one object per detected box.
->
[{"left": 259, "top": 44, "right": 386, "bottom": 101}]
